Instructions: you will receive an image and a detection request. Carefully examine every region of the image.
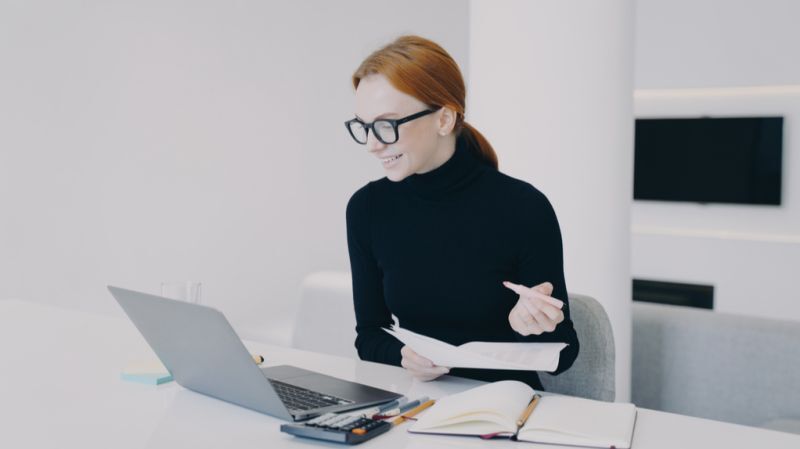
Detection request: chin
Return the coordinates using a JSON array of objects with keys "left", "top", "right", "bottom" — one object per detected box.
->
[
  {"left": 383, "top": 160, "right": 411, "bottom": 182},
  {"left": 386, "top": 171, "right": 409, "bottom": 182}
]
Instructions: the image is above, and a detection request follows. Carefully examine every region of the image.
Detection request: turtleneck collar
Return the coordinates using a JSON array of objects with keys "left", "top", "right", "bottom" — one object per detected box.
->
[{"left": 400, "top": 134, "right": 486, "bottom": 201}]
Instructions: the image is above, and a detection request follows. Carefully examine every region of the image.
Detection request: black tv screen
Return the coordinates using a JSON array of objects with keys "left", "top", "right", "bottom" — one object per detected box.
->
[{"left": 634, "top": 117, "right": 783, "bottom": 205}]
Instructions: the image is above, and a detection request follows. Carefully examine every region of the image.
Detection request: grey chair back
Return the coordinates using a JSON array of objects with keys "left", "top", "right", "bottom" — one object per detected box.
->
[
  {"left": 632, "top": 302, "right": 800, "bottom": 433},
  {"left": 539, "top": 293, "right": 615, "bottom": 402}
]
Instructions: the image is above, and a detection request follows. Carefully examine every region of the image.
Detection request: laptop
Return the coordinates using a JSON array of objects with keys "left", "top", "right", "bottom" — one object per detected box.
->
[{"left": 108, "top": 285, "right": 401, "bottom": 421}]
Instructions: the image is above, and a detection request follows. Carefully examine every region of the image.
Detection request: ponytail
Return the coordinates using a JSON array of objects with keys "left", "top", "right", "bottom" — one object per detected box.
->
[{"left": 461, "top": 122, "right": 498, "bottom": 170}]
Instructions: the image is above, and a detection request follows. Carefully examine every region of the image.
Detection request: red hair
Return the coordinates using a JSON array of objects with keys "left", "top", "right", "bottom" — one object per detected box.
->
[{"left": 352, "top": 35, "right": 498, "bottom": 169}]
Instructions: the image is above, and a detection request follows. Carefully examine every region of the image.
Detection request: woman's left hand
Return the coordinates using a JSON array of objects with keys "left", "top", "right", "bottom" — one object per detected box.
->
[{"left": 503, "top": 281, "right": 565, "bottom": 336}]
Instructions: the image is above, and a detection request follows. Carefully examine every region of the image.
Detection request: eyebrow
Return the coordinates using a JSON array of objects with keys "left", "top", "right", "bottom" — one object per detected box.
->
[{"left": 355, "top": 112, "right": 399, "bottom": 121}]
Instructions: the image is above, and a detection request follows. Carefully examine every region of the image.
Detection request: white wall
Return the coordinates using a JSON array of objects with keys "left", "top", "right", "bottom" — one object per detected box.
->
[
  {"left": 469, "top": 0, "right": 635, "bottom": 401},
  {"left": 0, "top": 0, "right": 469, "bottom": 326},
  {"left": 633, "top": 0, "right": 800, "bottom": 322},
  {"left": 635, "top": 0, "right": 800, "bottom": 88}
]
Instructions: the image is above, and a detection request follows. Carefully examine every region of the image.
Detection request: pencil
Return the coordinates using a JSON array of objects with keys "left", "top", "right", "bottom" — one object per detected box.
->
[
  {"left": 516, "top": 394, "right": 541, "bottom": 427},
  {"left": 391, "top": 399, "right": 435, "bottom": 426}
]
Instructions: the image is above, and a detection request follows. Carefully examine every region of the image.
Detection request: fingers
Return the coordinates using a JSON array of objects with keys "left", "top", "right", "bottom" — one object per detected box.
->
[
  {"left": 507, "top": 283, "right": 566, "bottom": 336},
  {"left": 534, "top": 281, "right": 554, "bottom": 297},
  {"left": 401, "top": 345, "right": 434, "bottom": 368},
  {"left": 400, "top": 346, "right": 449, "bottom": 381},
  {"left": 525, "top": 299, "right": 564, "bottom": 331},
  {"left": 518, "top": 299, "right": 544, "bottom": 324},
  {"left": 503, "top": 281, "right": 564, "bottom": 309},
  {"left": 402, "top": 361, "right": 449, "bottom": 381},
  {"left": 511, "top": 304, "right": 548, "bottom": 335},
  {"left": 510, "top": 305, "right": 544, "bottom": 336},
  {"left": 521, "top": 296, "right": 563, "bottom": 323}
]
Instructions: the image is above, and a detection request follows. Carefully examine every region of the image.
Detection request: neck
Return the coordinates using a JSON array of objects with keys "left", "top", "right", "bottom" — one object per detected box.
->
[
  {"left": 416, "top": 135, "right": 457, "bottom": 175},
  {"left": 401, "top": 133, "right": 485, "bottom": 201}
]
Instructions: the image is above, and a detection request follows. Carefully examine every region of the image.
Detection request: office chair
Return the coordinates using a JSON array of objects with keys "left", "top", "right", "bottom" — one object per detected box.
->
[{"left": 539, "top": 294, "right": 616, "bottom": 402}]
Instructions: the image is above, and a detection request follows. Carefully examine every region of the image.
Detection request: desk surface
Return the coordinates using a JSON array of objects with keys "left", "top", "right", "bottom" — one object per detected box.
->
[{"left": 1, "top": 299, "right": 798, "bottom": 449}]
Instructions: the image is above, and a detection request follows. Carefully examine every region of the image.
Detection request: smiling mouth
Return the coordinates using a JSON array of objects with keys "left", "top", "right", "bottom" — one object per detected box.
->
[{"left": 382, "top": 154, "right": 403, "bottom": 164}]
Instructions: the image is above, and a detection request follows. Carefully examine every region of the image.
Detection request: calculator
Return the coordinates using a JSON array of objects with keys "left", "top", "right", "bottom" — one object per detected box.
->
[{"left": 280, "top": 413, "right": 392, "bottom": 444}]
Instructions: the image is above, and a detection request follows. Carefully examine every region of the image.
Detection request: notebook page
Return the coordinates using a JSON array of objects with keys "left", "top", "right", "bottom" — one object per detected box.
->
[
  {"left": 411, "top": 420, "right": 509, "bottom": 437},
  {"left": 518, "top": 396, "right": 637, "bottom": 448},
  {"left": 410, "top": 381, "right": 534, "bottom": 435}
]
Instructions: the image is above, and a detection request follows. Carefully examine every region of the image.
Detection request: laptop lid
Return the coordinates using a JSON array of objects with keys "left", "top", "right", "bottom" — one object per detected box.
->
[{"left": 108, "top": 285, "right": 294, "bottom": 421}]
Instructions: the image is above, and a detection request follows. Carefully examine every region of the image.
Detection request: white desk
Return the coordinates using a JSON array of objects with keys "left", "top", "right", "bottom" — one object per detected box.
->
[{"left": 2, "top": 299, "right": 798, "bottom": 449}]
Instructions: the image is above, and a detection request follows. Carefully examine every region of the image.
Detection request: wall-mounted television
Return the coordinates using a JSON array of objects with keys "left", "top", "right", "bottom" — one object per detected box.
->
[{"left": 634, "top": 116, "right": 783, "bottom": 205}]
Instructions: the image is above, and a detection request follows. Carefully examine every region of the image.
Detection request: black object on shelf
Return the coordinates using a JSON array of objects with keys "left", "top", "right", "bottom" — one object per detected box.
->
[
  {"left": 634, "top": 116, "right": 783, "bottom": 206},
  {"left": 633, "top": 278, "right": 714, "bottom": 310}
]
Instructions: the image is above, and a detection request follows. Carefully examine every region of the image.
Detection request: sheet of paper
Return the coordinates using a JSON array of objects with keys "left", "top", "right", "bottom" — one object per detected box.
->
[
  {"left": 460, "top": 341, "right": 566, "bottom": 372},
  {"left": 384, "top": 327, "right": 567, "bottom": 372}
]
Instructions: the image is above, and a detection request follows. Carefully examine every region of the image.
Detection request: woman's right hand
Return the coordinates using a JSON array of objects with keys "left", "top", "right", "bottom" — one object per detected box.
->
[{"left": 400, "top": 345, "right": 450, "bottom": 381}]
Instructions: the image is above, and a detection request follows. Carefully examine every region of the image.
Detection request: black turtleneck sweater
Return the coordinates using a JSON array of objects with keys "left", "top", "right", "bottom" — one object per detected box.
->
[{"left": 345, "top": 135, "right": 579, "bottom": 390}]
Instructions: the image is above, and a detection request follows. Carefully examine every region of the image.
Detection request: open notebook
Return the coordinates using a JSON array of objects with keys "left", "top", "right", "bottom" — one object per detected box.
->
[{"left": 410, "top": 381, "right": 637, "bottom": 449}]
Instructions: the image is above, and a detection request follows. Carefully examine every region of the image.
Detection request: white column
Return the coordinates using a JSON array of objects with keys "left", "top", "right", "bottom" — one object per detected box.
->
[{"left": 468, "top": 0, "right": 634, "bottom": 401}]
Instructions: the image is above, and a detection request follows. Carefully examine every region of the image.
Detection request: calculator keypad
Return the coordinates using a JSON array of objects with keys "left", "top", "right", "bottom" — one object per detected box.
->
[{"left": 282, "top": 412, "right": 393, "bottom": 444}]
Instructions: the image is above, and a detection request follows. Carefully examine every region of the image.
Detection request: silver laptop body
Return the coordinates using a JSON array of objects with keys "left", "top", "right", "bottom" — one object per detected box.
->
[{"left": 108, "top": 285, "right": 401, "bottom": 421}]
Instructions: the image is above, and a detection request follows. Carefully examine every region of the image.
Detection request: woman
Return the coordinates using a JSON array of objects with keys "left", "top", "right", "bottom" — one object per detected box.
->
[{"left": 344, "top": 35, "right": 579, "bottom": 390}]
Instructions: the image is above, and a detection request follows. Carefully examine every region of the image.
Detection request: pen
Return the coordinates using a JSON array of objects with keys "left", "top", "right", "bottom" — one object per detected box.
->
[
  {"left": 335, "top": 397, "right": 402, "bottom": 420},
  {"left": 399, "top": 396, "right": 428, "bottom": 413},
  {"left": 390, "top": 399, "right": 435, "bottom": 426},
  {"left": 346, "top": 405, "right": 384, "bottom": 419},
  {"left": 374, "top": 396, "right": 428, "bottom": 418},
  {"left": 369, "top": 397, "right": 408, "bottom": 418},
  {"left": 516, "top": 394, "right": 541, "bottom": 427},
  {"left": 376, "top": 398, "right": 402, "bottom": 413},
  {"left": 373, "top": 398, "right": 406, "bottom": 415},
  {"left": 252, "top": 354, "right": 264, "bottom": 365}
]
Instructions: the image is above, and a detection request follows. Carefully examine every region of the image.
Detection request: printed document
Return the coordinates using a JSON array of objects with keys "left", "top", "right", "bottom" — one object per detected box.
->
[{"left": 384, "top": 327, "right": 566, "bottom": 372}]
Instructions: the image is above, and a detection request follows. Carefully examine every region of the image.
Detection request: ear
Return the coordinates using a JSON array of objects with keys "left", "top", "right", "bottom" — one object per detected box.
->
[{"left": 437, "top": 106, "right": 457, "bottom": 136}]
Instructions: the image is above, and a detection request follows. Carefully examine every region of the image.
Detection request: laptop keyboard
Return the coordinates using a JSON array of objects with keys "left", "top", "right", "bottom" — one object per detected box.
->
[{"left": 268, "top": 379, "right": 354, "bottom": 411}]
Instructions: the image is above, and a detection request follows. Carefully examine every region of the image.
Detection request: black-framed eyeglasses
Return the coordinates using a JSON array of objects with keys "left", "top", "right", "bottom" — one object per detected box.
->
[{"left": 344, "top": 108, "right": 438, "bottom": 145}]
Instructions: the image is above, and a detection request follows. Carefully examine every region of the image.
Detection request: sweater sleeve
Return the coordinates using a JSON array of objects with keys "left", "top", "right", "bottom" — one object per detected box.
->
[
  {"left": 513, "top": 185, "right": 579, "bottom": 375},
  {"left": 345, "top": 184, "right": 404, "bottom": 366}
]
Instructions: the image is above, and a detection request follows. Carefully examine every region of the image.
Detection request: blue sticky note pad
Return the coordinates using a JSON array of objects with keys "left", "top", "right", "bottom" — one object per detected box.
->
[
  {"left": 121, "top": 359, "right": 174, "bottom": 385},
  {"left": 120, "top": 372, "right": 174, "bottom": 385}
]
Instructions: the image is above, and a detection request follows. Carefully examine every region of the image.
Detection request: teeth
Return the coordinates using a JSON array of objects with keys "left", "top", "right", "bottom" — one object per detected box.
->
[{"left": 383, "top": 154, "right": 402, "bottom": 163}]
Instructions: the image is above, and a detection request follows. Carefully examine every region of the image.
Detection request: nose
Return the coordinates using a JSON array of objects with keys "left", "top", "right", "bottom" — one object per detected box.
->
[{"left": 366, "top": 130, "right": 387, "bottom": 153}]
